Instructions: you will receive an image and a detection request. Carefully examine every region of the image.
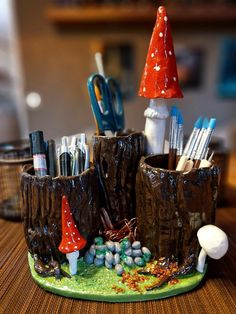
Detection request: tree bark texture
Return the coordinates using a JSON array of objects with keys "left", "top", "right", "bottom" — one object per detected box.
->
[
  {"left": 93, "top": 132, "right": 145, "bottom": 224},
  {"left": 21, "top": 166, "right": 101, "bottom": 264},
  {"left": 136, "top": 154, "right": 219, "bottom": 262}
]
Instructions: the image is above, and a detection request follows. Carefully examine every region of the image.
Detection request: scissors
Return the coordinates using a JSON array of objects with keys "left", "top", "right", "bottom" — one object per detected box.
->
[{"left": 87, "top": 73, "right": 125, "bottom": 134}]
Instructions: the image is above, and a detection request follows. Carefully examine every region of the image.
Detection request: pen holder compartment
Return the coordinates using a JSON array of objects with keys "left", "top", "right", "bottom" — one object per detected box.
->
[
  {"left": 21, "top": 166, "right": 101, "bottom": 264},
  {"left": 93, "top": 131, "right": 145, "bottom": 224},
  {"left": 0, "top": 140, "right": 32, "bottom": 221},
  {"left": 136, "top": 154, "right": 220, "bottom": 262}
]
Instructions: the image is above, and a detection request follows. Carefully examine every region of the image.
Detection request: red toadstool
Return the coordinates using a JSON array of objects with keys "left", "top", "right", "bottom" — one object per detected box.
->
[
  {"left": 58, "top": 195, "right": 87, "bottom": 275},
  {"left": 139, "top": 6, "right": 183, "bottom": 154}
]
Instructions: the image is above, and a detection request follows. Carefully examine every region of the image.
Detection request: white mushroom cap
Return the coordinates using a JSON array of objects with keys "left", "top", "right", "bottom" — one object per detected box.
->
[{"left": 197, "top": 224, "right": 228, "bottom": 259}]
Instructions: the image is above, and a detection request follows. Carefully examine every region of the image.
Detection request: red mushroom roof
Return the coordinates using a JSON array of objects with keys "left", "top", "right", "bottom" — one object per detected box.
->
[
  {"left": 58, "top": 195, "right": 87, "bottom": 254},
  {"left": 139, "top": 6, "right": 183, "bottom": 99}
]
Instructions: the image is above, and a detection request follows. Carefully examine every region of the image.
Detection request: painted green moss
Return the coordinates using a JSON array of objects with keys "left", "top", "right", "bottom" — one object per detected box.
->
[{"left": 28, "top": 254, "right": 206, "bottom": 302}]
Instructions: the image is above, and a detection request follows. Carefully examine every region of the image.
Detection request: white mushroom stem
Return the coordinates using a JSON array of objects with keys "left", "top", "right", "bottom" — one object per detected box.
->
[
  {"left": 66, "top": 250, "right": 80, "bottom": 275},
  {"left": 196, "top": 248, "right": 207, "bottom": 273},
  {"left": 144, "top": 99, "right": 169, "bottom": 154}
]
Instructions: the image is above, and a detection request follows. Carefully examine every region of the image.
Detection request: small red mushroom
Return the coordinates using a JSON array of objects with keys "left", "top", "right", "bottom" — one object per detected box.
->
[
  {"left": 139, "top": 6, "right": 183, "bottom": 99},
  {"left": 58, "top": 195, "right": 87, "bottom": 275}
]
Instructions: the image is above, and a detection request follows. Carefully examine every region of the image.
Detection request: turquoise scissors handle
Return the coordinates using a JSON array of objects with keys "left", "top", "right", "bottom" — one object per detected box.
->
[{"left": 87, "top": 73, "right": 124, "bottom": 134}]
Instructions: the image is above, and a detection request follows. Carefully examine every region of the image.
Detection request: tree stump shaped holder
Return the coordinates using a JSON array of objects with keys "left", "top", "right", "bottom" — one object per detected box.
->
[
  {"left": 136, "top": 154, "right": 220, "bottom": 262},
  {"left": 93, "top": 132, "right": 145, "bottom": 224},
  {"left": 21, "top": 166, "right": 101, "bottom": 264}
]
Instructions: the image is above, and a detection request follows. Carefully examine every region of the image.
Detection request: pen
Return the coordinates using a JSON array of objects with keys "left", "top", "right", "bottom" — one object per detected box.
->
[
  {"left": 59, "top": 136, "right": 71, "bottom": 176},
  {"left": 46, "top": 139, "right": 57, "bottom": 177},
  {"left": 29, "top": 130, "right": 47, "bottom": 176},
  {"left": 168, "top": 106, "right": 178, "bottom": 170}
]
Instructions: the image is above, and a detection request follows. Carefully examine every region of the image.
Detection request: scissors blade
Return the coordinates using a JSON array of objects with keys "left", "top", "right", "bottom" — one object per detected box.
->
[{"left": 87, "top": 74, "right": 116, "bottom": 134}]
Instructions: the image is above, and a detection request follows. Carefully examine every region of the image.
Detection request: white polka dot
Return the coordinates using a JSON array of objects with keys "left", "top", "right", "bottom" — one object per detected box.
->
[
  {"left": 173, "top": 77, "right": 177, "bottom": 81},
  {"left": 75, "top": 246, "right": 78, "bottom": 249},
  {"left": 143, "top": 87, "right": 146, "bottom": 92},
  {"left": 74, "top": 225, "right": 77, "bottom": 228},
  {"left": 159, "top": 32, "right": 163, "bottom": 38},
  {"left": 73, "top": 232, "right": 75, "bottom": 235},
  {"left": 64, "top": 210, "right": 67, "bottom": 213},
  {"left": 61, "top": 246, "right": 63, "bottom": 249},
  {"left": 151, "top": 53, "right": 155, "bottom": 58},
  {"left": 169, "top": 51, "right": 172, "bottom": 56},
  {"left": 66, "top": 247, "right": 69, "bottom": 251},
  {"left": 78, "top": 237, "right": 80, "bottom": 240},
  {"left": 66, "top": 232, "right": 68, "bottom": 235},
  {"left": 164, "top": 16, "right": 168, "bottom": 21},
  {"left": 70, "top": 213, "right": 72, "bottom": 215},
  {"left": 161, "top": 90, "right": 165, "bottom": 94},
  {"left": 154, "top": 65, "right": 161, "bottom": 71},
  {"left": 68, "top": 241, "right": 71, "bottom": 244}
]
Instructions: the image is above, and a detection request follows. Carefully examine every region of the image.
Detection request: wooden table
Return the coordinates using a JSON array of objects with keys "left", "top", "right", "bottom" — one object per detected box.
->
[{"left": 1, "top": 158, "right": 236, "bottom": 313}]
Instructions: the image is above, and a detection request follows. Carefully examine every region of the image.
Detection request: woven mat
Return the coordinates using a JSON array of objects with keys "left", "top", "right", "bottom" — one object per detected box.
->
[{"left": 1, "top": 207, "right": 236, "bottom": 313}]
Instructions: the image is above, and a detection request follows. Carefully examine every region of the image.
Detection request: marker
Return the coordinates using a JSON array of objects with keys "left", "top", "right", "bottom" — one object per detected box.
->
[
  {"left": 59, "top": 136, "right": 71, "bottom": 176},
  {"left": 46, "top": 139, "right": 57, "bottom": 177},
  {"left": 168, "top": 106, "right": 178, "bottom": 170},
  {"left": 194, "top": 118, "right": 216, "bottom": 168},
  {"left": 29, "top": 130, "right": 47, "bottom": 176}
]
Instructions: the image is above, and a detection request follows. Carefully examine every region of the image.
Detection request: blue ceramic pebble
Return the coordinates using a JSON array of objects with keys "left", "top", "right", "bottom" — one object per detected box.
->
[
  {"left": 105, "top": 251, "right": 114, "bottom": 264},
  {"left": 123, "top": 256, "right": 134, "bottom": 267},
  {"left": 113, "top": 253, "right": 120, "bottom": 265},
  {"left": 96, "top": 253, "right": 105, "bottom": 260},
  {"left": 132, "top": 249, "right": 142, "bottom": 257},
  {"left": 84, "top": 252, "right": 94, "bottom": 265},
  {"left": 96, "top": 245, "right": 107, "bottom": 252},
  {"left": 94, "top": 237, "right": 103, "bottom": 245},
  {"left": 94, "top": 257, "right": 104, "bottom": 267},
  {"left": 105, "top": 260, "right": 113, "bottom": 269},
  {"left": 124, "top": 247, "right": 132, "bottom": 256},
  {"left": 105, "top": 241, "right": 115, "bottom": 252},
  {"left": 120, "top": 239, "right": 131, "bottom": 251},
  {"left": 115, "top": 264, "right": 124, "bottom": 276},
  {"left": 132, "top": 241, "right": 141, "bottom": 249},
  {"left": 89, "top": 244, "right": 96, "bottom": 256},
  {"left": 134, "top": 257, "right": 146, "bottom": 267},
  {"left": 114, "top": 242, "right": 121, "bottom": 253},
  {"left": 141, "top": 247, "right": 152, "bottom": 261}
]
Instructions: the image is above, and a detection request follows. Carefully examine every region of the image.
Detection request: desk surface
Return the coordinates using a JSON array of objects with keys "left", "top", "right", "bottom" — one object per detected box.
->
[{"left": 1, "top": 157, "right": 236, "bottom": 313}]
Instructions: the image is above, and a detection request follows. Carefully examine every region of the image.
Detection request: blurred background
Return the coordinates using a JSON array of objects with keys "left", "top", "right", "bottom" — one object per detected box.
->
[{"left": 1, "top": 0, "right": 236, "bottom": 150}]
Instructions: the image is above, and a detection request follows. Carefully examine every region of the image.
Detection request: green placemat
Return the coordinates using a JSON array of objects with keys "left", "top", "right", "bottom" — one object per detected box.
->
[{"left": 28, "top": 254, "right": 206, "bottom": 302}]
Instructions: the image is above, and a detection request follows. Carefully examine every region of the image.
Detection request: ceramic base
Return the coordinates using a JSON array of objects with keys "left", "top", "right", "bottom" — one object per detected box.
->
[{"left": 28, "top": 254, "right": 206, "bottom": 302}]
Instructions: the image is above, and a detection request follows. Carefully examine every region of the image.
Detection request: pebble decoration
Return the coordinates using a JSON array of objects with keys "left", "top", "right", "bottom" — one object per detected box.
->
[{"left": 84, "top": 237, "right": 152, "bottom": 276}]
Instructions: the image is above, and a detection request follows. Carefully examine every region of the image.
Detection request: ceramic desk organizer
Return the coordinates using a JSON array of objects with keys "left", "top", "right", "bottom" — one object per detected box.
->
[{"left": 21, "top": 5, "right": 229, "bottom": 303}]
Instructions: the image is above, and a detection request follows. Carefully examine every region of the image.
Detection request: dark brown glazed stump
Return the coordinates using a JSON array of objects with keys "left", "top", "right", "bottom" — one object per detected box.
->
[
  {"left": 136, "top": 154, "right": 219, "bottom": 262},
  {"left": 21, "top": 166, "right": 101, "bottom": 264},
  {"left": 93, "top": 132, "right": 145, "bottom": 224}
]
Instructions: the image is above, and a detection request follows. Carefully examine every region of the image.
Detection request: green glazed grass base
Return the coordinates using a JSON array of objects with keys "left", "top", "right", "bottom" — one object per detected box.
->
[{"left": 28, "top": 254, "right": 206, "bottom": 302}]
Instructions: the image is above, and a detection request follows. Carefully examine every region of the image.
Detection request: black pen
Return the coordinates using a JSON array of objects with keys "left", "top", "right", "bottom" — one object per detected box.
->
[
  {"left": 29, "top": 130, "right": 47, "bottom": 176},
  {"left": 46, "top": 139, "right": 57, "bottom": 177},
  {"left": 59, "top": 136, "right": 71, "bottom": 176}
]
